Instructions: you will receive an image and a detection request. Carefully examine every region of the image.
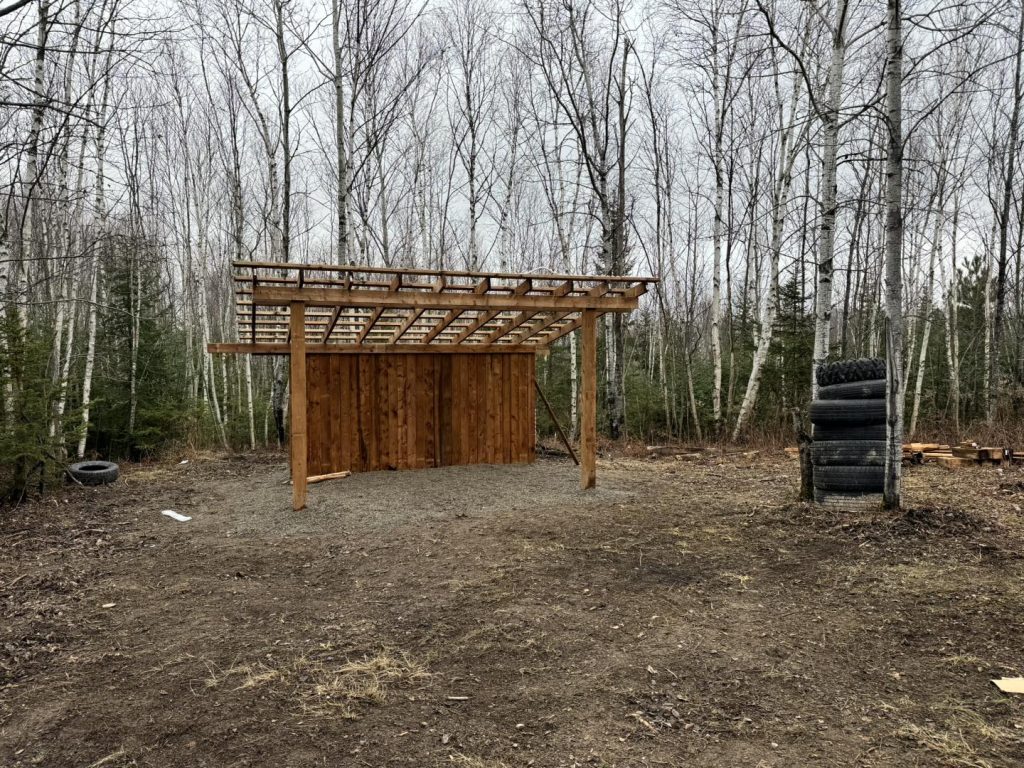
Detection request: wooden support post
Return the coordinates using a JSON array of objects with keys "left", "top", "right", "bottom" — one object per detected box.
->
[
  {"left": 290, "top": 301, "right": 308, "bottom": 510},
  {"left": 580, "top": 309, "right": 597, "bottom": 489}
]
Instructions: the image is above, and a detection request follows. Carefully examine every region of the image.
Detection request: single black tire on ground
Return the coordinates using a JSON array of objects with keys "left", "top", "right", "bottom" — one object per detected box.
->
[
  {"left": 813, "top": 422, "right": 887, "bottom": 441},
  {"left": 811, "top": 440, "right": 886, "bottom": 466},
  {"left": 68, "top": 461, "right": 119, "bottom": 486},
  {"left": 813, "top": 464, "right": 884, "bottom": 493},
  {"left": 816, "top": 358, "right": 886, "bottom": 387},
  {"left": 809, "top": 398, "right": 886, "bottom": 426},
  {"left": 817, "top": 378, "right": 886, "bottom": 400}
]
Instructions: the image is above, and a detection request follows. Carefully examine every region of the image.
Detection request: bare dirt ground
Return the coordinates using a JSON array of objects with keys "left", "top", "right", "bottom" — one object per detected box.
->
[{"left": 2, "top": 450, "right": 1024, "bottom": 767}]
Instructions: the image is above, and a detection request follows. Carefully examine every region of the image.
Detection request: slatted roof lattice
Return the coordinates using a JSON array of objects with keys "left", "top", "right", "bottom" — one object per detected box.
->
[{"left": 218, "top": 260, "right": 657, "bottom": 353}]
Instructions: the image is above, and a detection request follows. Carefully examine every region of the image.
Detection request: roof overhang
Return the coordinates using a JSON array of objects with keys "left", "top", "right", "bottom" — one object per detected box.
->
[{"left": 211, "top": 260, "right": 658, "bottom": 354}]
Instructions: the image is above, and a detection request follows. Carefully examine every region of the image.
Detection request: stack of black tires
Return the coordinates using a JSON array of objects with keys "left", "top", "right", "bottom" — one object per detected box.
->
[{"left": 810, "top": 358, "right": 887, "bottom": 507}]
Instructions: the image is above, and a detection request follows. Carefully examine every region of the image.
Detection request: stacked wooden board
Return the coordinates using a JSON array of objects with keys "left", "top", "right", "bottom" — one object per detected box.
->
[
  {"left": 911, "top": 441, "right": 1016, "bottom": 468},
  {"left": 787, "top": 441, "right": 1022, "bottom": 469}
]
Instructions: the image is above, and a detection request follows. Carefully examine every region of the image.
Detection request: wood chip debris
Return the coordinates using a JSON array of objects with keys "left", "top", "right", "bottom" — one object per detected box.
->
[{"left": 993, "top": 677, "right": 1024, "bottom": 694}]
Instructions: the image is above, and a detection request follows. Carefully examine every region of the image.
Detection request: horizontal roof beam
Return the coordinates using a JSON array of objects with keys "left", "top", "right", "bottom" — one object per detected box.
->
[
  {"left": 252, "top": 286, "right": 640, "bottom": 312},
  {"left": 235, "top": 259, "right": 659, "bottom": 285},
  {"left": 208, "top": 343, "right": 542, "bottom": 355}
]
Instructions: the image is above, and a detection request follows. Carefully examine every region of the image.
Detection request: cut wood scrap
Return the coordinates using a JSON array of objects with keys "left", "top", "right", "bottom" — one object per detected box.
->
[
  {"left": 952, "top": 446, "right": 982, "bottom": 460},
  {"left": 993, "top": 678, "right": 1024, "bottom": 695},
  {"left": 784, "top": 447, "right": 800, "bottom": 458},
  {"left": 979, "top": 447, "right": 1008, "bottom": 461},
  {"left": 307, "top": 470, "right": 351, "bottom": 484},
  {"left": 646, "top": 445, "right": 707, "bottom": 456},
  {"left": 937, "top": 456, "right": 977, "bottom": 469}
]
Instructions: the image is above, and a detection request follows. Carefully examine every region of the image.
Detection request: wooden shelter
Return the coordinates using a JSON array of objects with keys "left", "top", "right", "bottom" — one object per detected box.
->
[{"left": 209, "top": 260, "right": 656, "bottom": 509}]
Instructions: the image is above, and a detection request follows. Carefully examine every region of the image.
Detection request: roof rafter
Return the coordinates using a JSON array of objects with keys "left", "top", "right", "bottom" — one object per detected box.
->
[{"left": 218, "top": 261, "right": 655, "bottom": 353}]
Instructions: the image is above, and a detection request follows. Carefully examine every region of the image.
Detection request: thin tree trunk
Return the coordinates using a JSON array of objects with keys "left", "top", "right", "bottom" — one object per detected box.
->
[
  {"left": 332, "top": 0, "right": 349, "bottom": 262},
  {"left": 733, "top": 42, "right": 807, "bottom": 440},
  {"left": 711, "top": 77, "right": 725, "bottom": 430},
  {"left": 77, "top": 53, "right": 112, "bottom": 459},
  {"left": 883, "top": 0, "right": 904, "bottom": 509},
  {"left": 275, "top": 0, "right": 292, "bottom": 263},
  {"left": 811, "top": 0, "right": 849, "bottom": 399},
  {"left": 943, "top": 193, "right": 961, "bottom": 435},
  {"left": 128, "top": 250, "right": 141, "bottom": 438},
  {"left": 983, "top": 217, "right": 995, "bottom": 409},
  {"left": 909, "top": 203, "right": 941, "bottom": 438},
  {"left": 77, "top": 254, "right": 101, "bottom": 458},
  {"left": 987, "top": 6, "right": 1024, "bottom": 424},
  {"left": 569, "top": 329, "right": 578, "bottom": 441}
]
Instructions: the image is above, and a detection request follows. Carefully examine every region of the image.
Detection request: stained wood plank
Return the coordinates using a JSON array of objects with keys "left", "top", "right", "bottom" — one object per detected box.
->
[
  {"left": 501, "top": 354, "right": 512, "bottom": 464},
  {"left": 289, "top": 302, "right": 308, "bottom": 509},
  {"left": 307, "top": 355, "right": 325, "bottom": 475},
  {"left": 340, "top": 357, "right": 354, "bottom": 471},
  {"left": 526, "top": 357, "right": 536, "bottom": 462},
  {"left": 439, "top": 355, "right": 453, "bottom": 466},
  {"left": 431, "top": 357, "right": 442, "bottom": 467},
  {"left": 580, "top": 310, "right": 597, "bottom": 489},
  {"left": 358, "top": 354, "right": 375, "bottom": 471},
  {"left": 303, "top": 350, "right": 538, "bottom": 475}
]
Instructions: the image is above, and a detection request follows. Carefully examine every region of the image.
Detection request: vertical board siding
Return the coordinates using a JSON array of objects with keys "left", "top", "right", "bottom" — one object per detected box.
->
[{"left": 305, "top": 352, "right": 536, "bottom": 475}]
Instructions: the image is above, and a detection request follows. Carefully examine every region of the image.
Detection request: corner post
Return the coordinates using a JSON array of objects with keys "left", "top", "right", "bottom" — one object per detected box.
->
[
  {"left": 289, "top": 301, "right": 308, "bottom": 510},
  {"left": 580, "top": 309, "right": 597, "bottom": 489}
]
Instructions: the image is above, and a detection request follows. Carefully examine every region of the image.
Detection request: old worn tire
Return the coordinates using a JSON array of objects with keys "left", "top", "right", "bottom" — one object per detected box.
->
[
  {"left": 811, "top": 440, "right": 886, "bottom": 466},
  {"left": 68, "top": 461, "right": 119, "bottom": 486},
  {"left": 813, "top": 423, "right": 886, "bottom": 441},
  {"left": 813, "top": 489, "right": 883, "bottom": 510},
  {"left": 817, "top": 379, "right": 885, "bottom": 400},
  {"left": 809, "top": 398, "right": 886, "bottom": 426},
  {"left": 813, "top": 464, "right": 884, "bottom": 493},
  {"left": 816, "top": 358, "right": 886, "bottom": 387}
]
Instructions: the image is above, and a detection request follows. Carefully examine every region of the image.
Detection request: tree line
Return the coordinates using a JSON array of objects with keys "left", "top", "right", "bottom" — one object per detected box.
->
[{"left": 1, "top": 0, "right": 1022, "bottom": 502}]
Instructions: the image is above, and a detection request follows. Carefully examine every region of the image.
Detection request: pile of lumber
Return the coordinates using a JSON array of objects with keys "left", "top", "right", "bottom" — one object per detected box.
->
[
  {"left": 785, "top": 441, "right": 1022, "bottom": 469},
  {"left": 901, "top": 442, "right": 949, "bottom": 463},
  {"left": 911, "top": 441, "right": 1018, "bottom": 469}
]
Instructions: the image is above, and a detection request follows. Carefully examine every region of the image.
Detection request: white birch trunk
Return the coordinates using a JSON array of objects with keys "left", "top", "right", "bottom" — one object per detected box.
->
[
  {"left": 77, "top": 255, "right": 100, "bottom": 458},
  {"left": 77, "top": 56, "right": 112, "bottom": 459},
  {"left": 733, "top": 43, "right": 807, "bottom": 440},
  {"left": 883, "top": 0, "right": 904, "bottom": 509},
  {"left": 909, "top": 208, "right": 940, "bottom": 438},
  {"left": 811, "top": 0, "right": 849, "bottom": 399}
]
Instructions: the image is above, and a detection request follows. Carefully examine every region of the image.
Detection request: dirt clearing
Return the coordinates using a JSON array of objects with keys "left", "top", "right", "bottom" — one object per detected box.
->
[{"left": 2, "top": 452, "right": 1024, "bottom": 767}]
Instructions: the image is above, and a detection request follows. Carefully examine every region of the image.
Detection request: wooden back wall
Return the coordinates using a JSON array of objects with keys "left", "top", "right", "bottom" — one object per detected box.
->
[{"left": 305, "top": 352, "right": 536, "bottom": 475}]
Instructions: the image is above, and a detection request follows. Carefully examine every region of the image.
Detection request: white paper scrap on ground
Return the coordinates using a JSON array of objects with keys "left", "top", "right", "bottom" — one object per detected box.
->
[
  {"left": 161, "top": 510, "right": 191, "bottom": 522},
  {"left": 179, "top": 459, "right": 189, "bottom": 465},
  {"left": 993, "top": 678, "right": 1024, "bottom": 694}
]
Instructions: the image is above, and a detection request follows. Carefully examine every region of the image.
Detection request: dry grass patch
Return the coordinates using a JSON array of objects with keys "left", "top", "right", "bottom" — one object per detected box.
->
[
  {"left": 447, "top": 754, "right": 510, "bottom": 768},
  {"left": 898, "top": 705, "right": 1024, "bottom": 768},
  {"left": 205, "top": 649, "right": 428, "bottom": 720}
]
